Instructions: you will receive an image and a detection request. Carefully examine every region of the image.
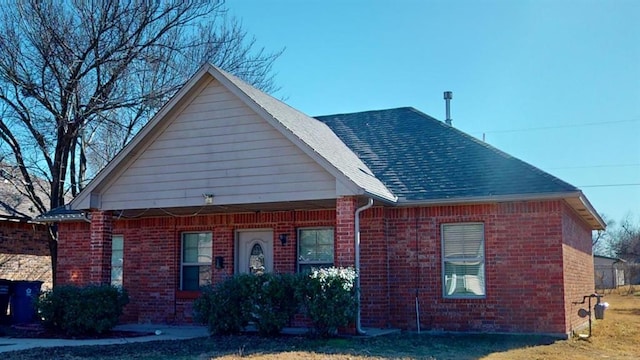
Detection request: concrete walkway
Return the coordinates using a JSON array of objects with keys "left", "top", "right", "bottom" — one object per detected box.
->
[
  {"left": 0, "top": 325, "right": 400, "bottom": 353},
  {"left": 0, "top": 324, "right": 209, "bottom": 353}
]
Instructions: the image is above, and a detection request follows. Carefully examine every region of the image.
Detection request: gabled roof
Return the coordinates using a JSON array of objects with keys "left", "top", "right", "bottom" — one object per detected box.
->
[
  {"left": 68, "top": 63, "right": 602, "bottom": 229},
  {"left": 210, "top": 66, "right": 396, "bottom": 202},
  {"left": 316, "top": 107, "right": 604, "bottom": 229},
  {"left": 71, "top": 63, "right": 396, "bottom": 210}
]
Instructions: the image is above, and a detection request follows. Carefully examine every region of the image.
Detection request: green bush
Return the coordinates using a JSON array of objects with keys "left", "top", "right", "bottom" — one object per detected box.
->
[
  {"left": 194, "top": 273, "right": 299, "bottom": 336},
  {"left": 194, "top": 268, "right": 358, "bottom": 337},
  {"left": 36, "top": 284, "right": 129, "bottom": 336},
  {"left": 252, "top": 273, "right": 299, "bottom": 336},
  {"left": 296, "top": 267, "right": 358, "bottom": 337},
  {"left": 193, "top": 274, "right": 256, "bottom": 335}
]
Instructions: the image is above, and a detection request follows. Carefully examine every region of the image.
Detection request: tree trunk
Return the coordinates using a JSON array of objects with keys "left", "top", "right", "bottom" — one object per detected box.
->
[{"left": 48, "top": 225, "right": 58, "bottom": 287}]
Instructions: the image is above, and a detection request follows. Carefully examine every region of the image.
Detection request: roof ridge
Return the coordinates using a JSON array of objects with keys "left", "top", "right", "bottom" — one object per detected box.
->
[{"left": 315, "top": 106, "right": 416, "bottom": 119}]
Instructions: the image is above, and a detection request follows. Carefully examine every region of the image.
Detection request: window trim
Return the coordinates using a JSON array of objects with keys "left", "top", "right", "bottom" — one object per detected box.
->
[
  {"left": 180, "top": 231, "right": 213, "bottom": 291},
  {"left": 297, "top": 227, "right": 335, "bottom": 272},
  {"left": 441, "top": 222, "right": 486, "bottom": 299}
]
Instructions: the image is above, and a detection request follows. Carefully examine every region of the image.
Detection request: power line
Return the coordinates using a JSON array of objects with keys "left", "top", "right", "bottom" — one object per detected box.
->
[
  {"left": 469, "top": 117, "right": 640, "bottom": 135},
  {"left": 578, "top": 183, "right": 640, "bottom": 188},
  {"left": 548, "top": 163, "right": 640, "bottom": 170}
]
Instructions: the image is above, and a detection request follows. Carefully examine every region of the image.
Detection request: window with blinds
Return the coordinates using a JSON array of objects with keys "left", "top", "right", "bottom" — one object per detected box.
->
[{"left": 441, "top": 223, "right": 485, "bottom": 298}]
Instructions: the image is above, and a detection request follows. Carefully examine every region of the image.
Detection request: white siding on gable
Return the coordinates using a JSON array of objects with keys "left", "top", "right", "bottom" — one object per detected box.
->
[{"left": 99, "top": 79, "right": 339, "bottom": 210}]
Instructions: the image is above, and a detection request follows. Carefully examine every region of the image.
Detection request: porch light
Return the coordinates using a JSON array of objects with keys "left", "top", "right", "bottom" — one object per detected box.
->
[
  {"left": 203, "top": 193, "right": 214, "bottom": 205},
  {"left": 279, "top": 234, "right": 288, "bottom": 245}
]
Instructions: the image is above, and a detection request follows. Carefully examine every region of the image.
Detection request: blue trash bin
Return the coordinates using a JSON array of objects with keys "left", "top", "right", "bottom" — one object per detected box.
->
[
  {"left": 0, "top": 279, "right": 12, "bottom": 324},
  {"left": 10, "top": 280, "right": 43, "bottom": 324}
]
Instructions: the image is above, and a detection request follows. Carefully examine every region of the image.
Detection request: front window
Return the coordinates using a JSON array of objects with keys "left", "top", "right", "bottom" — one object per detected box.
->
[
  {"left": 111, "top": 235, "right": 124, "bottom": 287},
  {"left": 442, "top": 223, "right": 485, "bottom": 298},
  {"left": 181, "top": 232, "right": 212, "bottom": 290},
  {"left": 298, "top": 228, "right": 334, "bottom": 273}
]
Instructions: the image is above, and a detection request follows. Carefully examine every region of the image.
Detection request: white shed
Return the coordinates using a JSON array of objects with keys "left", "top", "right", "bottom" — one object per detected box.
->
[{"left": 594, "top": 255, "right": 625, "bottom": 289}]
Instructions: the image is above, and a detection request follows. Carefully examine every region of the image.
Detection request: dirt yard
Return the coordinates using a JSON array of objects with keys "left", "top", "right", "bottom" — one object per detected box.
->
[{"left": 483, "top": 288, "right": 640, "bottom": 360}]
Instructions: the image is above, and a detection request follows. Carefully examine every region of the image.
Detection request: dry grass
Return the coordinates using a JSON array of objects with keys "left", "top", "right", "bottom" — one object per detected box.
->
[
  {"left": 483, "top": 288, "right": 640, "bottom": 360},
  {"left": 3, "top": 289, "right": 639, "bottom": 359}
]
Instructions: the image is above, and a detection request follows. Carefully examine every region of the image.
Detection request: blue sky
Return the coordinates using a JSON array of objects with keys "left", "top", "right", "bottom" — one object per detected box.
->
[{"left": 229, "top": 0, "right": 640, "bottom": 224}]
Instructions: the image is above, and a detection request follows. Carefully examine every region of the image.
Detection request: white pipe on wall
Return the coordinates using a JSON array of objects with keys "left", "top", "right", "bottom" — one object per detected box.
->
[{"left": 355, "top": 197, "right": 374, "bottom": 335}]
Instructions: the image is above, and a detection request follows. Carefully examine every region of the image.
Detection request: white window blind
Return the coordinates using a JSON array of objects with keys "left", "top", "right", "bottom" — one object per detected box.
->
[{"left": 442, "top": 223, "right": 485, "bottom": 298}]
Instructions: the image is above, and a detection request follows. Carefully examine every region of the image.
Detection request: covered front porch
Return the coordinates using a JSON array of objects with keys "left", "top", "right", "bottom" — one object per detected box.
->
[{"left": 55, "top": 196, "right": 387, "bottom": 328}]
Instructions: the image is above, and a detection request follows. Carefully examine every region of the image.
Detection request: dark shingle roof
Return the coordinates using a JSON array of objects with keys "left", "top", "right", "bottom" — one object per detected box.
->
[
  {"left": 36, "top": 205, "right": 88, "bottom": 222},
  {"left": 315, "top": 107, "right": 578, "bottom": 202}
]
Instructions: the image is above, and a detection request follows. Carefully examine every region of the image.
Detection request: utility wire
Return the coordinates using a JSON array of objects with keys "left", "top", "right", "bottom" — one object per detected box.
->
[
  {"left": 578, "top": 183, "right": 640, "bottom": 188},
  {"left": 475, "top": 118, "right": 640, "bottom": 134},
  {"left": 549, "top": 163, "right": 640, "bottom": 170}
]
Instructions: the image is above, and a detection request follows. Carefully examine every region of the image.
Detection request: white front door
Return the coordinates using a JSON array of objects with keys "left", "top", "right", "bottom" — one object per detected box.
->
[{"left": 237, "top": 230, "right": 274, "bottom": 275}]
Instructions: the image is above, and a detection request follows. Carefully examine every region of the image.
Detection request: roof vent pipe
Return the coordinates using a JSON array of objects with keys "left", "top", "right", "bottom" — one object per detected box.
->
[{"left": 444, "top": 91, "right": 453, "bottom": 126}]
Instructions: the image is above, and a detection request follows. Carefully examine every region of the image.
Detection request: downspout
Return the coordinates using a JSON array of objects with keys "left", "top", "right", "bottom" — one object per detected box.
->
[{"left": 355, "top": 197, "right": 374, "bottom": 335}]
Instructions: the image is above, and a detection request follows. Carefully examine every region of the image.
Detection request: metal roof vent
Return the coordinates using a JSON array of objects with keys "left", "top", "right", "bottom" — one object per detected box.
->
[{"left": 444, "top": 91, "right": 453, "bottom": 126}]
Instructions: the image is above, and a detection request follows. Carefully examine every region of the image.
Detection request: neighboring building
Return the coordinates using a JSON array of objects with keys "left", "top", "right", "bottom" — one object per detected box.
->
[
  {"left": 41, "top": 64, "right": 604, "bottom": 338},
  {"left": 0, "top": 170, "right": 51, "bottom": 290},
  {"left": 594, "top": 255, "right": 625, "bottom": 289}
]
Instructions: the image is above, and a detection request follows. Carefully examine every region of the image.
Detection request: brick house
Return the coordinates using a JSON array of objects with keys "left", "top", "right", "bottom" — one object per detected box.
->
[
  {"left": 0, "top": 177, "right": 51, "bottom": 289},
  {"left": 42, "top": 64, "right": 604, "bottom": 337}
]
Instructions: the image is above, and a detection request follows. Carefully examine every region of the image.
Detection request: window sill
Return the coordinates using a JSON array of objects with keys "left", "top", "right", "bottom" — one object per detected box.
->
[
  {"left": 176, "top": 290, "right": 201, "bottom": 300},
  {"left": 442, "top": 295, "right": 486, "bottom": 301}
]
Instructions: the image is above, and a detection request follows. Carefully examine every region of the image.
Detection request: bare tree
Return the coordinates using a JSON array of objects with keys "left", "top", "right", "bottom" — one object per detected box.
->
[
  {"left": 611, "top": 215, "right": 640, "bottom": 260},
  {"left": 610, "top": 214, "right": 640, "bottom": 291},
  {"left": 592, "top": 214, "right": 614, "bottom": 255},
  {"left": 0, "top": 0, "right": 282, "bottom": 280}
]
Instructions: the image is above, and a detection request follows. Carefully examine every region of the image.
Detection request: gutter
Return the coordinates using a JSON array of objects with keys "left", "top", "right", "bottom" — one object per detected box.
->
[
  {"left": 34, "top": 205, "right": 91, "bottom": 223},
  {"left": 397, "top": 190, "right": 606, "bottom": 230},
  {"left": 354, "top": 197, "right": 373, "bottom": 335},
  {"left": 396, "top": 191, "right": 583, "bottom": 206}
]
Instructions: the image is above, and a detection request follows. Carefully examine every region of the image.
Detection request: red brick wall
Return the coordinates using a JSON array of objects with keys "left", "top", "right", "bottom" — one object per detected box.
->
[
  {"left": 57, "top": 221, "right": 91, "bottom": 285},
  {"left": 561, "top": 204, "right": 595, "bottom": 334},
  {"left": 359, "top": 207, "right": 389, "bottom": 328},
  {"left": 56, "top": 199, "right": 592, "bottom": 336},
  {"left": 59, "top": 209, "right": 336, "bottom": 323},
  {"left": 90, "top": 210, "right": 112, "bottom": 283},
  {"left": 336, "top": 196, "right": 356, "bottom": 267},
  {"left": 381, "top": 201, "right": 573, "bottom": 335},
  {"left": 0, "top": 221, "right": 49, "bottom": 256},
  {"left": 0, "top": 221, "right": 51, "bottom": 289}
]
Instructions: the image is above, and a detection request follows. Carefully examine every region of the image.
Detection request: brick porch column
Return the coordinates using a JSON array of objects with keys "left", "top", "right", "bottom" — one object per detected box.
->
[
  {"left": 89, "top": 209, "right": 113, "bottom": 284},
  {"left": 335, "top": 196, "right": 357, "bottom": 267}
]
